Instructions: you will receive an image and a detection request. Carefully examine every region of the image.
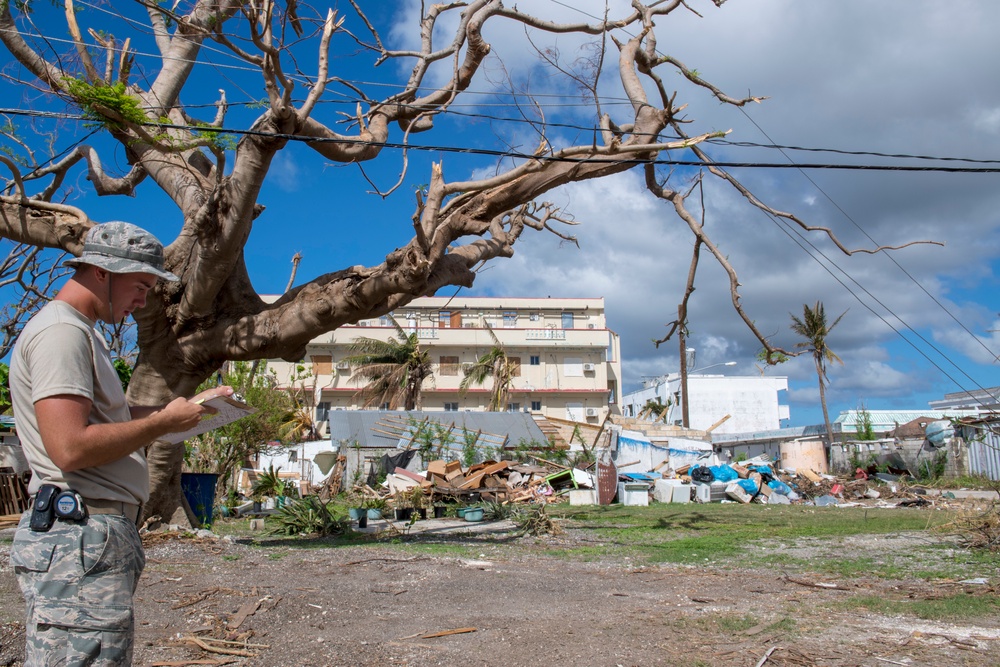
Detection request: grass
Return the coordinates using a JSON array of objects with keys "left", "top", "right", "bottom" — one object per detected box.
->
[
  {"left": 550, "top": 503, "right": 950, "bottom": 566},
  {"left": 206, "top": 502, "right": 1000, "bottom": 582},
  {"left": 842, "top": 592, "right": 1000, "bottom": 620}
]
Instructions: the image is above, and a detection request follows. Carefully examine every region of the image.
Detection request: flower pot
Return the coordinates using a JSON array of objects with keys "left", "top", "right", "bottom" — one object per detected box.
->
[
  {"left": 463, "top": 507, "right": 484, "bottom": 522},
  {"left": 366, "top": 509, "right": 383, "bottom": 520},
  {"left": 433, "top": 505, "right": 447, "bottom": 519},
  {"left": 180, "top": 472, "right": 219, "bottom": 527},
  {"left": 356, "top": 513, "right": 368, "bottom": 529},
  {"left": 348, "top": 508, "right": 365, "bottom": 521},
  {"left": 415, "top": 508, "right": 427, "bottom": 520},
  {"left": 394, "top": 508, "right": 413, "bottom": 521}
]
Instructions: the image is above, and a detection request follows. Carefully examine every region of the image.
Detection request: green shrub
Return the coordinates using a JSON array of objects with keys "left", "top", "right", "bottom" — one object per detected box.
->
[
  {"left": 272, "top": 496, "right": 348, "bottom": 537},
  {"left": 481, "top": 500, "right": 516, "bottom": 521}
]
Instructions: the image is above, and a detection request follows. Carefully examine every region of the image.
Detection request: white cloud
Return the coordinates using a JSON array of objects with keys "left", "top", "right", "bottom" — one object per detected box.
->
[{"left": 396, "top": 1, "right": 1000, "bottom": 422}]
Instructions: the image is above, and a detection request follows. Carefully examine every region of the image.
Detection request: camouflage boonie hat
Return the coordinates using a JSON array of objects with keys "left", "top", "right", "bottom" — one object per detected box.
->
[{"left": 65, "top": 221, "right": 178, "bottom": 281}]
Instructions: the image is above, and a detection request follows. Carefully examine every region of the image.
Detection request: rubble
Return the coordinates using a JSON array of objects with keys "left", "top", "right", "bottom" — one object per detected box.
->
[{"left": 344, "top": 450, "right": 956, "bottom": 513}]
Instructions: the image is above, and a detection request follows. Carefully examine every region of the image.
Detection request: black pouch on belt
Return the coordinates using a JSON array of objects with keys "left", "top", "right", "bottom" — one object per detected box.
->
[{"left": 29, "top": 483, "right": 59, "bottom": 532}]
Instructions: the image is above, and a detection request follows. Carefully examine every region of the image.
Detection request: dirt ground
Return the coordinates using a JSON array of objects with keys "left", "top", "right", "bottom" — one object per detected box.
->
[{"left": 1, "top": 515, "right": 999, "bottom": 667}]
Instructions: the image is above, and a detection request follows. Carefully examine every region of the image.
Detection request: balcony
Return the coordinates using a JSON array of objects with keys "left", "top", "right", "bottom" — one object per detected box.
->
[{"left": 326, "top": 324, "right": 608, "bottom": 348}]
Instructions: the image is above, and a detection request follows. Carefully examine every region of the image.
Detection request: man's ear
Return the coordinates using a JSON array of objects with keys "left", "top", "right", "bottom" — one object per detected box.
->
[{"left": 92, "top": 266, "right": 109, "bottom": 283}]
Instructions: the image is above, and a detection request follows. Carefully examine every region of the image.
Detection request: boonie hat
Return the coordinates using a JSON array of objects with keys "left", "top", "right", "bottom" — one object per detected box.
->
[{"left": 65, "top": 221, "right": 178, "bottom": 281}]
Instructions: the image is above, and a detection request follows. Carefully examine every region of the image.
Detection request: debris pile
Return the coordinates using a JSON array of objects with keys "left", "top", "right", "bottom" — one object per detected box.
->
[
  {"left": 372, "top": 456, "right": 591, "bottom": 508},
  {"left": 344, "top": 451, "right": 968, "bottom": 511}
]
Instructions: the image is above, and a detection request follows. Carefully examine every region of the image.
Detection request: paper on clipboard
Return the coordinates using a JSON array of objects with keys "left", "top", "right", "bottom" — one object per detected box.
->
[{"left": 162, "top": 395, "right": 257, "bottom": 444}]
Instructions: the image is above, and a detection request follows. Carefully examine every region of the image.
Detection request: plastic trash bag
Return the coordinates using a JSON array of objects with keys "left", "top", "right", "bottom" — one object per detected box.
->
[
  {"left": 690, "top": 466, "right": 715, "bottom": 484},
  {"left": 767, "top": 479, "right": 792, "bottom": 495},
  {"left": 709, "top": 465, "right": 738, "bottom": 482}
]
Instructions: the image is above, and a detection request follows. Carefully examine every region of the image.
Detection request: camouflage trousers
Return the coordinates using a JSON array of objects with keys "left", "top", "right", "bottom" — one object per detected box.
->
[{"left": 10, "top": 512, "right": 145, "bottom": 666}]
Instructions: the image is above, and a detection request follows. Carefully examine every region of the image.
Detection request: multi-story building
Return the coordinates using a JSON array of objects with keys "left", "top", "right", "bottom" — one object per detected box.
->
[{"left": 267, "top": 296, "right": 621, "bottom": 431}]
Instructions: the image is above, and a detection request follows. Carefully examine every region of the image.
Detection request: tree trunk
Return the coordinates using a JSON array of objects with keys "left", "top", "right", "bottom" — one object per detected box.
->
[
  {"left": 144, "top": 440, "right": 186, "bottom": 524},
  {"left": 816, "top": 354, "right": 835, "bottom": 455}
]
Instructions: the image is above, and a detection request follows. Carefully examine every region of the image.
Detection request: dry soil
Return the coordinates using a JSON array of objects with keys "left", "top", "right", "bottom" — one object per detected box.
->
[{"left": 1, "top": 516, "right": 999, "bottom": 667}]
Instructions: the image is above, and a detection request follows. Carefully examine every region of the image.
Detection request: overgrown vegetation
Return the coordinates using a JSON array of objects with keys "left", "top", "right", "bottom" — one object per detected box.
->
[
  {"left": 272, "top": 496, "right": 349, "bottom": 537},
  {"left": 481, "top": 500, "right": 516, "bottom": 522},
  {"left": 916, "top": 449, "right": 948, "bottom": 481}
]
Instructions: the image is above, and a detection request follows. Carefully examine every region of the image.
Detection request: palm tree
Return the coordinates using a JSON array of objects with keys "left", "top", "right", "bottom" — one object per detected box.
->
[
  {"left": 641, "top": 397, "right": 670, "bottom": 422},
  {"left": 343, "top": 317, "right": 432, "bottom": 410},
  {"left": 460, "top": 324, "right": 517, "bottom": 412},
  {"left": 790, "top": 301, "right": 846, "bottom": 447}
]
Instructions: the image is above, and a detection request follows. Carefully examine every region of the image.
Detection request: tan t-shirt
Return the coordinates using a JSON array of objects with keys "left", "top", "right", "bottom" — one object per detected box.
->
[{"left": 10, "top": 300, "right": 148, "bottom": 503}]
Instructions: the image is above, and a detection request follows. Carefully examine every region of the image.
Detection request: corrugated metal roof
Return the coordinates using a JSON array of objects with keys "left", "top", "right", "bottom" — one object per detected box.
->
[
  {"left": 327, "top": 410, "right": 548, "bottom": 449},
  {"left": 834, "top": 409, "right": 980, "bottom": 429}
]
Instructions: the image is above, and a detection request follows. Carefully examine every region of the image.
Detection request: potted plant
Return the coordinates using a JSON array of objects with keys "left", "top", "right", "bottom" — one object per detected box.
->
[
  {"left": 392, "top": 493, "right": 412, "bottom": 521},
  {"left": 345, "top": 491, "right": 365, "bottom": 522},
  {"left": 363, "top": 496, "right": 386, "bottom": 520},
  {"left": 251, "top": 464, "right": 285, "bottom": 508},
  {"left": 409, "top": 486, "right": 428, "bottom": 520}
]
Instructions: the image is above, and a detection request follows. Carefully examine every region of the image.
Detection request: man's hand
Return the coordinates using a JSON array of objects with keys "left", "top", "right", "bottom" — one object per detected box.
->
[
  {"left": 190, "top": 385, "right": 235, "bottom": 411},
  {"left": 157, "top": 397, "right": 209, "bottom": 432}
]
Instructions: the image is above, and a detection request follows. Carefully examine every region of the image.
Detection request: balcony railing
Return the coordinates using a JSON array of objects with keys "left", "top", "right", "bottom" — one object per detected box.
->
[{"left": 524, "top": 328, "right": 566, "bottom": 340}]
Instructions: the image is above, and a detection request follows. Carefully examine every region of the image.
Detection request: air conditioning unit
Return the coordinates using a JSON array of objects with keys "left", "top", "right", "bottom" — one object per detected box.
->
[
  {"left": 587, "top": 323, "right": 596, "bottom": 329},
  {"left": 582, "top": 362, "right": 596, "bottom": 372},
  {"left": 336, "top": 361, "right": 351, "bottom": 370},
  {"left": 585, "top": 408, "right": 598, "bottom": 417}
]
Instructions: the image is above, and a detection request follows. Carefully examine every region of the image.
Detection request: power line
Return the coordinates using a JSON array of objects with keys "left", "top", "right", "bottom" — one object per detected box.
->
[{"left": 3, "top": 107, "right": 1000, "bottom": 173}]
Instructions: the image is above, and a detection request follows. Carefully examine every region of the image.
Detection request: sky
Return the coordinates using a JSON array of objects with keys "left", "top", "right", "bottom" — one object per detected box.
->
[{"left": 1, "top": 0, "right": 998, "bottom": 428}]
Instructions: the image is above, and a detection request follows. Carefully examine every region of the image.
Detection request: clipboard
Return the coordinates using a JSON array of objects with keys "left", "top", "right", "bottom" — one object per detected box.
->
[{"left": 162, "top": 395, "right": 257, "bottom": 444}]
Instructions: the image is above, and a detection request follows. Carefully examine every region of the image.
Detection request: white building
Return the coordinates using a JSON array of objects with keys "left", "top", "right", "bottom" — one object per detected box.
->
[
  {"left": 620, "top": 373, "right": 789, "bottom": 435},
  {"left": 928, "top": 386, "right": 1000, "bottom": 412},
  {"left": 267, "top": 296, "right": 622, "bottom": 429}
]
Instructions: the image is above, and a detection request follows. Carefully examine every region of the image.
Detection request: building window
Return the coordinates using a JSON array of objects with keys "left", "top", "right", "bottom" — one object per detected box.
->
[
  {"left": 440, "top": 356, "right": 460, "bottom": 375},
  {"left": 529, "top": 312, "right": 540, "bottom": 322},
  {"left": 439, "top": 311, "right": 450, "bottom": 328},
  {"left": 503, "top": 311, "right": 517, "bottom": 328},
  {"left": 561, "top": 311, "right": 574, "bottom": 329},
  {"left": 507, "top": 402, "right": 520, "bottom": 412},
  {"left": 444, "top": 402, "right": 459, "bottom": 411},
  {"left": 288, "top": 449, "right": 298, "bottom": 463},
  {"left": 531, "top": 400, "right": 542, "bottom": 412},
  {"left": 530, "top": 355, "right": 540, "bottom": 366},
  {"left": 315, "top": 402, "right": 330, "bottom": 422},
  {"left": 379, "top": 315, "right": 391, "bottom": 326}
]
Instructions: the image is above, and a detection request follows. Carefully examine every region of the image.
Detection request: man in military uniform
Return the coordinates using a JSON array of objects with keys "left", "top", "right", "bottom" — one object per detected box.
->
[{"left": 8, "top": 222, "right": 232, "bottom": 666}]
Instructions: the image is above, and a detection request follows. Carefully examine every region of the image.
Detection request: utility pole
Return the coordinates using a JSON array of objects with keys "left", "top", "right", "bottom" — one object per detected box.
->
[{"left": 679, "top": 328, "right": 690, "bottom": 428}]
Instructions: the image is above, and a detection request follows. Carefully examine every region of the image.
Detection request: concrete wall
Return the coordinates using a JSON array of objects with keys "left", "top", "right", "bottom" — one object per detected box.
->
[{"left": 830, "top": 437, "right": 968, "bottom": 478}]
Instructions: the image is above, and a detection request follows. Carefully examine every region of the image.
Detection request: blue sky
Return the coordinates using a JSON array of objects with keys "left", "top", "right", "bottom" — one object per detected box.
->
[{"left": 1, "top": 0, "right": 998, "bottom": 427}]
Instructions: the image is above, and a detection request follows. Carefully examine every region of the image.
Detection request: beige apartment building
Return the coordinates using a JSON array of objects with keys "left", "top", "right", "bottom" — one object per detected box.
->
[{"left": 267, "top": 296, "right": 621, "bottom": 429}]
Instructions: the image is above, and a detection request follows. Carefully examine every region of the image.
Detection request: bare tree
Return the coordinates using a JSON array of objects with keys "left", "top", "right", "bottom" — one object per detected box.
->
[{"left": 0, "top": 1, "right": 935, "bottom": 522}]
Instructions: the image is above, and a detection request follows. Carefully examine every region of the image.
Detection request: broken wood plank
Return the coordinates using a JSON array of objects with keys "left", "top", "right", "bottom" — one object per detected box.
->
[
  {"left": 420, "top": 627, "right": 477, "bottom": 639},
  {"left": 226, "top": 599, "right": 261, "bottom": 630},
  {"left": 705, "top": 414, "right": 731, "bottom": 433},
  {"left": 799, "top": 468, "right": 822, "bottom": 483},
  {"left": 782, "top": 574, "right": 850, "bottom": 591}
]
